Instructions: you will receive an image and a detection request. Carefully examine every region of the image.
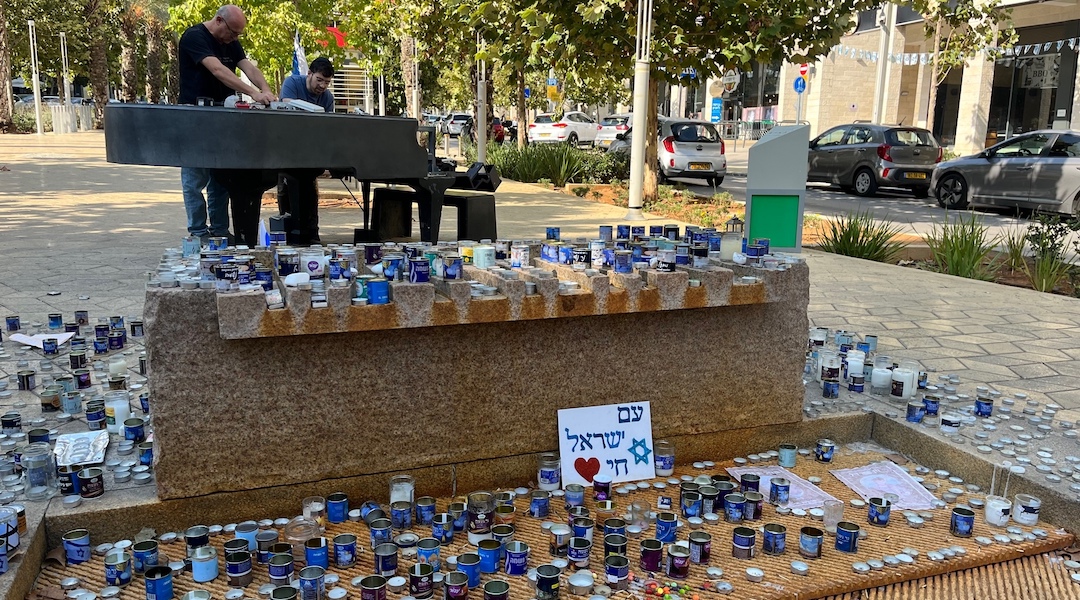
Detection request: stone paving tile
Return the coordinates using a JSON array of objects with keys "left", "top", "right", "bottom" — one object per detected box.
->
[
  {"left": 977, "top": 341, "right": 1023, "bottom": 354},
  {"left": 1015, "top": 337, "right": 1080, "bottom": 350},
  {"left": 1007, "top": 346, "right": 1075, "bottom": 361},
  {"left": 1046, "top": 390, "right": 1080, "bottom": 410},
  {"left": 1048, "top": 362, "right": 1080, "bottom": 378},
  {"left": 899, "top": 337, "right": 944, "bottom": 350},
  {"left": 935, "top": 338, "right": 988, "bottom": 355},
  {"left": 953, "top": 324, "right": 996, "bottom": 334},
  {"left": 917, "top": 357, "right": 969, "bottom": 372},
  {"left": 1010, "top": 363, "right": 1066, "bottom": 379},
  {"left": 957, "top": 358, "right": 1019, "bottom": 377},
  {"left": 1006, "top": 375, "right": 1080, "bottom": 394},
  {"left": 964, "top": 353, "right": 1044, "bottom": 367}
]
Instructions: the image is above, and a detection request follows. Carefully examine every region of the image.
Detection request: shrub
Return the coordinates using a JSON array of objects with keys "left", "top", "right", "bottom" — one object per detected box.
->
[
  {"left": 466, "top": 143, "right": 626, "bottom": 186},
  {"left": 1023, "top": 252, "right": 1072, "bottom": 293},
  {"left": 11, "top": 107, "right": 52, "bottom": 133},
  {"left": 816, "top": 211, "right": 908, "bottom": 263},
  {"left": 1025, "top": 213, "right": 1075, "bottom": 262},
  {"left": 1001, "top": 225, "right": 1027, "bottom": 271},
  {"left": 571, "top": 186, "right": 589, "bottom": 197},
  {"left": 923, "top": 211, "right": 1001, "bottom": 280}
]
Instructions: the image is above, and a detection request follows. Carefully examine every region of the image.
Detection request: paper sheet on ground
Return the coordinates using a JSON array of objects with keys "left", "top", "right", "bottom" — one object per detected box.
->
[
  {"left": 10, "top": 332, "right": 76, "bottom": 349},
  {"left": 829, "top": 460, "right": 937, "bottom": 510},
  {"left": 725, "top": 465, "right": 839, "bottom": 510}
]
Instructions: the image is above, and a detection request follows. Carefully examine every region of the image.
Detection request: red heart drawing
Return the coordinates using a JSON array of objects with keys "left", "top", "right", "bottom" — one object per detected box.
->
[{"left": 574, "top": 457, "right": 601, "bottom": 482}]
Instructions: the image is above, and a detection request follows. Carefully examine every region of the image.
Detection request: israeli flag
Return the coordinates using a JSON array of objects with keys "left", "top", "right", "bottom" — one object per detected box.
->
[{"left": 292, "top": 30, "right": 308, "bottom": 76}]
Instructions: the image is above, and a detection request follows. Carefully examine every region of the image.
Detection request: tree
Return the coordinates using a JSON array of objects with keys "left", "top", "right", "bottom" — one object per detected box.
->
[
  {"left": 1, "top": 0, "right": 12, "bottom": 131},
  {"left": 530, "top": 0, "right": 877, "bottom": 200},
  {"left": 119, "top": 7, "right": 142, "bottom": 102},
  {"left": 86, "top": 0, "right": 113, "bottom": 123},
  {"left": 912, "top": 0, "right": 1016, "bottom": 136},
  {"left": 167, "top": 0, "right": 345, "bottom": 95}
]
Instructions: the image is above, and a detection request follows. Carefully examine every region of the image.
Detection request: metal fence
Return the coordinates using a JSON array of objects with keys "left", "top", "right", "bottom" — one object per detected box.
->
[{"left": 48, "top": 105, "right": 95, "bottom": 134}]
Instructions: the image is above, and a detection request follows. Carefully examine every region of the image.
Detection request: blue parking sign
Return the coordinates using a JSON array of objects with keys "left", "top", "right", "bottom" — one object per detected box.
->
[{"left": 793, "top": 77, "right": 806, "bottom": 94}]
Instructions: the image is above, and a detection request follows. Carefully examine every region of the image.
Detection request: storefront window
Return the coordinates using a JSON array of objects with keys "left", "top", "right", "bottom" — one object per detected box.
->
[{"left": 986, "top": 22, "right": 1076, "bottom": 146}]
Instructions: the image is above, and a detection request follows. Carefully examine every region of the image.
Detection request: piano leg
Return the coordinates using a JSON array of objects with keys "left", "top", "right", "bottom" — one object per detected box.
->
[
  {"left": 213, "top": 169, "right": 277, "bottom": 247},
  {"left": 362, "top": 181, "right": 372, "bottom": 231}
]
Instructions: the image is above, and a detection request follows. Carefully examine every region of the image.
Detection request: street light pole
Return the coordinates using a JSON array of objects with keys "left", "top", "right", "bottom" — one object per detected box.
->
[
  {"left": 60, "top": 32, "right": 71, "bottom": 103},
  {"left": 477, "top": 33, "right": 488, "bottom": 163},
  {"left": 625, "top": 0, "right": 654, "bottom": 220},
  {"left": 28, "top": 20, "right": 44, "bottom": 135}
]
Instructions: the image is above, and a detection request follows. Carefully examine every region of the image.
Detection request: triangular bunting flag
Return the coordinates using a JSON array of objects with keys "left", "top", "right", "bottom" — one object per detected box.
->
[
  {"left": 1056, "top": 40, "right": 1064, "bottom": 51},
  {"left": 1043, "top": 42, "right": 1051, "bottom": 52}
]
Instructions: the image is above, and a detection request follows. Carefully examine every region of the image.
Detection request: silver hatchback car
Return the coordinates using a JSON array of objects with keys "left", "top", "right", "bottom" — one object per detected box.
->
[
  {"left": 808, "top": 123, "right": 942, "bottom": 197},
  {"left": 931, "top": 130, "right": 1080, "bottom": 216},
  {"left": 610, "top": 119, "right": 728, "bottom": 185}
]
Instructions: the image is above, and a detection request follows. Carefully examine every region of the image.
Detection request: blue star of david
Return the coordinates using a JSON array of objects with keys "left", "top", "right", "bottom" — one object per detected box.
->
[{"left": 628, "top": 438, "right": 652, "bottom": 465}]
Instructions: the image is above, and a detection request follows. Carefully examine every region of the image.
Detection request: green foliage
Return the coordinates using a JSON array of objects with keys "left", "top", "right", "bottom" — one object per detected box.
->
[
  {"left": 577, "top": 149, "right": 630, "bottom": 183},
  {"left": 642, "top": 191, "right": 739, "bottom": 228},
  {"left": 1025, "top": 213, "right": 1076, "bottom": 262},
  {"left": 1023, "top": 252, "right": 1072, "bottom": 293},
  {"left": 167, "top": 0, "right": 344, "bottom": 93},
  {"left": 571, "top": 185, "right": 589, "bottom": 197},
  {"left": 1020, "top": 213, "right": 1079, "bottom": 293},
  {"left": 816, "top": 211, "right": 908, "bottom": 263},
  {"left": 1001, "top": 225, "right": 1027, "bottom": 271},
  {"left": 469, "top": 142, "right": 627, "bottom": 187},
  {"left": 10, "top": 107, "right": 52, "bottom": 133},
  {"left": 913, "top": 0, "right": 1017, "bottom": 86},
  {"left": 923, "top": 211, "right": 1001, "bottom": 280}
]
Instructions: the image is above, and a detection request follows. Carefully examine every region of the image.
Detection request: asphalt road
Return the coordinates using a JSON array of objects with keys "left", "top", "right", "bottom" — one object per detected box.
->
[{"left": 678, "top": 174, "right": 1056, "bottom": 240}]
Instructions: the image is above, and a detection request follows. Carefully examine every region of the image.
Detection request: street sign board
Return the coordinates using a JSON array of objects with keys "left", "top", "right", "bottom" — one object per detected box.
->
[
  {"left": 793, "top": 76, "right": 806, "bottom": 94},
  {"left": 798, "top": 63, "right": 809, "bottom": 76},
  {"left": 721, "top": 69, "right": 740, "bottom": 93},
  {"left": 710, "top": 97, "right": 723, "bottom": 123},
  {"left": 524, "top": 87, "right": 531, "bottom": 98}
]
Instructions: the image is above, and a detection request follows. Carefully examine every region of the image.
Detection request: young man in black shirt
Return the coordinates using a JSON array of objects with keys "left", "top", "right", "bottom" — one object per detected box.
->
[{"left": 177, "top": 4, "right": 276, "bottom": 243}]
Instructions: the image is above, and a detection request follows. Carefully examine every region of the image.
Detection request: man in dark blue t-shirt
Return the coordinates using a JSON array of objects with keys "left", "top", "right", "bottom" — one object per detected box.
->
[
  {"left": 276, "top": 57, "right": 337, "bottom": 244},
  {"left": 280, "top": 57, "right": 335, "bottom": 113},
  {"left": 177, "top": 4, "right": 276, "bottom": 242}
]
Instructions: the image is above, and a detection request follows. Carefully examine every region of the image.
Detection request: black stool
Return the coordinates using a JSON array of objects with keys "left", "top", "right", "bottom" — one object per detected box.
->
[
  {"left": 371, "top": 188, "right": 416, "bottom": 239},
  {"left": 443, "top": 191, "right": 497, "bottom": 240}
]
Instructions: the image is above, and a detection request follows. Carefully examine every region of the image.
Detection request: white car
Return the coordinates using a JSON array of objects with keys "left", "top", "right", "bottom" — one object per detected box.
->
[
  {"left": 596, "top": 113, "right": 632, "bottom": 150},
  {"left": 527, "top": 111, "right": 598, "bottom": 146}
]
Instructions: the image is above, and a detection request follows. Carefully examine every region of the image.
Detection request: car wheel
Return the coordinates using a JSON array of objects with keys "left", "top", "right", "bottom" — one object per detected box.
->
[
  {"left": 852, "top": 168, "right": 878, "bottom": 197},
  {"left": 656, "top": 162, "right": 668, "bottom": 183},
  {"left": 912, "top": 186, "right": 930, "bottom": 199},
  {"left": 709, "top": 176, "right": 724, "bottom": 187},
  {"left": 567, "top": 133, "right": 579, "bottom": 147},
  {"left": 935, "top": 173, "right": 969, "bottom": 209}
]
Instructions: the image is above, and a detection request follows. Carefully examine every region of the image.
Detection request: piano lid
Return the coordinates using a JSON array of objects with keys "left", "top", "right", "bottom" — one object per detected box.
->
[{"left": 104, "top": 104, "right": 431, "bottom": 181}]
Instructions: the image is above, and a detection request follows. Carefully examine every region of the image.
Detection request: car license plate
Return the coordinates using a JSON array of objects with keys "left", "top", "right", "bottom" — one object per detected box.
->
[
  {"left": 539, "top": 133, "right": 550, "bottom": 138},
  {"left": 904, "top": 172, "right": 927, "bottom": 179},
  {"left": 600, "top": 140, "right": 611, "bottom": 146},
  {"left": 688, "top": 162, "right": 711, "bottom": 171}
]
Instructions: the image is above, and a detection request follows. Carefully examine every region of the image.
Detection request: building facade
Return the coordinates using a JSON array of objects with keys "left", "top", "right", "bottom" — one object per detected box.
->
[{"left": 696, "top": 1, "right": 1080, "bottom": 155}]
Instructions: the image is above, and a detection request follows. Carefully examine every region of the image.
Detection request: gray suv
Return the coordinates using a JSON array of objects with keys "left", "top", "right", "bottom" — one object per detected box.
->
[{"left": 807, "top": 123, "right": 942, "bottom": 198}]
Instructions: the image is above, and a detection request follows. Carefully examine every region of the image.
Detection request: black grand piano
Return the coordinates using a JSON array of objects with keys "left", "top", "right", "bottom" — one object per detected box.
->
[{"left": 103, "top": 104, "right": 455, "bottom": 243}]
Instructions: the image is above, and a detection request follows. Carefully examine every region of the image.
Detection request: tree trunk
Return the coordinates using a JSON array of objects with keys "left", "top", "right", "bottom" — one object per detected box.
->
[
  {"left": 400, "top": 36, "right": 419, "bottom": 120},
  {"left": 87, "top": 0, "right": 110, "bottom": 124},
  {"left": 516, "top": 64, "right": 527, "bottom": 148},
  {"left": 0, "top": 0, "right": 12, "bottom": 131},
  {"left": 925, "top": 17, "right": 942, "bottom": 137},
  {"left": 145, "top": 18, "right": 163, "bottom": 104},
  {"left": 166, "top": 33, "right": 179, "bottom": 104},
  {"left": 120, "top": 11, "right": 140, "bottom": 103},
  {"left": 643, "top": 74, "right": 660, "bottom": 204}
]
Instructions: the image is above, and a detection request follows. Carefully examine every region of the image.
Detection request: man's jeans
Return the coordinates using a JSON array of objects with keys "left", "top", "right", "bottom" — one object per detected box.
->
[{"left": 181, "top": 167, "right": 230, "bottom": 237}]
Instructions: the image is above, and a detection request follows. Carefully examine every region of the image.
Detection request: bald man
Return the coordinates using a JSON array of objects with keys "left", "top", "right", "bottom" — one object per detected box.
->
[{"left": 177, "top": 5, "right": 276, "bottom": 242}]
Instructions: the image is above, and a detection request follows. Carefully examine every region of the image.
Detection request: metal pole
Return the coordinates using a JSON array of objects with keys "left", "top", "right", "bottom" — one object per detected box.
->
[
  {"left": 412, "top": 57, "right": 420, "bottom": 120},
  {"left": 871, "top": 4, "right": 896, "bottom": 124},
  {"left": 626, "top": 0, "right": 654, "bottom": 220},
  {"left": 378, "top": 75, "right": 386, "bottom": 116},
  {"left": 28, "top": 20, "right": 44, "bottom": 135},
  {"left": 476, "top": 33, "right": 487, "bottom": 163},
  {"left": 60, "top": 32, "right": 71, "bottom": 102}
]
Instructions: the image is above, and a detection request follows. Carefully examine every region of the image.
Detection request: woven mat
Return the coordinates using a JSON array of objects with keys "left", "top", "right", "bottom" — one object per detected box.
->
[{"left": 32, "top": 450, "right": 1076, "bottom": 600}]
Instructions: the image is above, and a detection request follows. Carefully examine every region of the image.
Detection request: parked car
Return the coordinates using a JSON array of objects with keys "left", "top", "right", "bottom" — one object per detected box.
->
[
  {"left": 807, "top": 123, "right": 942, "bottom": 197},
  {"left": 609, "top": 118, "right": 727, "bottom": 186},
  {"left": 527, "top": 111, "right": 598, "bottom": 146},
  {"left": 596, "top": 113, "right": 632, "bottom": 150},
  {"left": 443, "top": 113, "right": 473, "bottom": 136},
  {"left": 932, "top": 130, "right": 1080, "bottom": 216}
]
